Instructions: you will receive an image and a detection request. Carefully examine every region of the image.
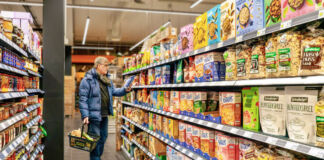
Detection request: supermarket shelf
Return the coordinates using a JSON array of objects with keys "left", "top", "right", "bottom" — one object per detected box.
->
[
  {"left": 30, "top": 144, "right": 45, "bottom": 160},
  {"left": 121, "top": 125, "right": 133, "bottom": 134},
  {"left": 121, "top": 135, "right": 133, "bottom": 145},
  {"left": 26, "top": 131, "right": 42, "bottom": 152},
  {"left": 0, "top": 63, "right": 28, "bottom": 76},
  {"left": 26, "top": 103, "right": 41, "bottom": 113},
  {"left": 0, "top": 91, "right": 28, "bottom": 101},
  {"left": 40, "top": 119, "right": 45, "bottom": 126},
  {"left": 26, "top": 115, "right": 41, "bottom": 129},
  {"left": 27, "top": 70, "right": 42, "bottom": 77},
  {"left": 122, "top": 101, "right": 324, "bottom": 159},
  {"left": 123, "top": 10, "right": 324, "bottom": 76},
  {"left": 122, "top": 115, "right": 205, "bottom": 160},
  {"left": 20, "top": 153, "right": 28, "bottom": 160},
  {"left": 0, "top": 111, "right": 28, "bottom": 132},
  {"left": 26, "top": 89, "right": 45, "bottom": 95},
  {"left": 121, "top": 146, "right": 134, "bottom": 160},
  {"left": 0, "top": 33, "right": 28, "bottom": 57},
  {"left": 131, "top": 139, "right": 156, "bottom": 160},
  {"left": 132, "top": 76, "right": 324, "bottom": 88},
  {"left": 0, "top": 130, "right": 28, "bottom": 159},
  {"left": 27, "top": 49, "right": 40, "bottom": 62}
]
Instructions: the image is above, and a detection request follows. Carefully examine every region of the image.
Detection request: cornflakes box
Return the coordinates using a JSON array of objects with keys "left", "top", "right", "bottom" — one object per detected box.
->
[
  {"left": 194, "top": 12, "right": 208, "bottom": 50},
  {"left": 163, "top": 116, "right": 169, "bottom": 135},
  {"left": 239, "top": 138, "right": 257, "bottom": 160},
  {"left": 219, "top": 92, "right": 242, "bottom": 126},
  {"left": 192, "top": 126, "right": 201, "bottom": 149},
  {"left": 217, "top": 133, "right": 239, "bottom": 160},
  {"left": 179, "top": 121, "right": 187, "bottom": 143},
  {"left": 207, "top": 92, "right": 219, "bottom": 112},
  {"left": 236, "top": 0, "right": 264, "bottom": 36},
  {"left": 195, "top": 54, "right": 205, "bottom": 82},
  {"left": 156, "top": 115, "right": 163, "bottom": 133},
  {"left": 242, "top": 87, "right": 260, "bottom": 132},
  {"left": 186, "top": 124, "right": 194, "bottom": 147},
  {"left": 207, "top": 5, "right": 221, "bottom": 45},
  {"left": 200, "top": 128, "right": 215, "bottom": 157},
  {"left": 179, "top": 24, "right": 194, "bottom": 54},
  {"left": 203, "top": 52, "right": 225, "bottom": 82},
  {"left": 164, "top": 91, "right": 170, "bottom": 112},
  {"left": 180, "top": 92, "right": 188, "bottom": 112},
  {"left": 168, "top": 119, "right": 179, "bottom": 139},
  {"left": 155, "top": 67, "right": 162, "bottom": 85},
  {"left": 220, "top": 0, "right": 236, "bottom": 41},
  {"left": 193, "top": 92, "right": 207, "bottom": 114},
  {"left": 170, "top": 91, "right": 180, "bottom": 114},
  {"left": 264, "top": 0, "right": 282, "bottom": 27},
  {"left": 162, "top": 65, "right": 171, "bottom": 84},
  {"left": 281, "top": 0, "right": 315, "bottom": 21},
  {"left": 186, "top": 92, "right": 194, "bottom": 112}
]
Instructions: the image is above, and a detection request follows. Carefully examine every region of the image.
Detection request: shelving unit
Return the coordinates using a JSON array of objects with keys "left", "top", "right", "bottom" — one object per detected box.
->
[
  {"left": 0, "top": 131, "right": 28, "bottom": 159},
  {"left": 0, "top": 33, "right": 28, "bottom": 57},
  {"left": 121, "top": 135, "right": 133, "bottom": 145},
  {"left": 121, "top": 125, "right": 133, "bottom": 134},
  {"left": 131, "top": 139, "right": 156, "bottom": 160},
  {"left": 0, "top": 92, "right": 28, "bottom": 101},
  {"left": 27, "top": 70, "right": 42, "bottom": 77},
  {"left": 121, "top": 146, "right": 134, "bottom": 160},
  {"left": 0, "top": 63, "right": 28, "bottom": 76},
  {"left": 26, "top": 89, "right": 45, "bottom": 95},
  {"left": 26, "top": 131, "right": 42, "bottom": 152},
  {"left": 0, "top": 111, "right": 28, "bottom": 132},
  {"left": 26, "top": 115, "right": 42, "bottom": 129},
  {"left": 30, "top": 145, "right": 45, "bottom": 160},
  {"left": 26, "top": 103, "right": 41, "bottom": 113}
]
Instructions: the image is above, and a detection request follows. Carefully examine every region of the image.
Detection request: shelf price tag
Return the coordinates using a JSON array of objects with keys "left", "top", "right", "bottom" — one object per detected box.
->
[
  {"left": 257, "top": 28, "right": 266, "bottom": 37},
  {"left": 286, "top": 141, "right": 299, "bottom": 150},
  {"left": 194, "top": 50, "right": 198, "bottom": 55},
  {"left": 318, "top": 9, "right": 324, "bottom": 19},
  {"left": 217, "top": 42, "right": 223, "bottom": 48},
  {"left": 235, "top": 36, "right": 243, "bottom": 43},
  {"left": 280, "top": 20, "right": 292, "bottom": 30},
  {"left": 205, "top": 45, "right": 210, "bottom": 52}
]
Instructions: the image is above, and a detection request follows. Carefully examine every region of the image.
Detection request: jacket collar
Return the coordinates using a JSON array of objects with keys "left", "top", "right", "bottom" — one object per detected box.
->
[{"left": 85, "top": 68, "right": 111, "bottom": 80}]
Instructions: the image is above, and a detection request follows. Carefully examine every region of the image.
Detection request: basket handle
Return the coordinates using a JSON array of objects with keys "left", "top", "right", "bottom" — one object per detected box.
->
[{"left": 80, "top": 123, "right": 85, "bottom": 138}]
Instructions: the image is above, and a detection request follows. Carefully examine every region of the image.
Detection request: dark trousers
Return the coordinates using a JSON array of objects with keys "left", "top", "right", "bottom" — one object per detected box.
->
[{"left": 88, "top": 117, "right": 108, "bottom": 160}]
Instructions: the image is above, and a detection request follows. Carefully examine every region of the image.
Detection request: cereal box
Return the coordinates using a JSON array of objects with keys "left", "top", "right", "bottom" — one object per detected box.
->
[
  {"left": 217, "top": 133, "right": 239, "bottom": 160},
  {"left": 142, "top": 89, "right": 148, "bottom": 104},
  {"left": 156, "top": 115, "right": 163, "bottom": 133},
  {"left": 264, "top": 0, "right": 282, "bottom": 27},
  {"left": 194, "top": 12, "right": 208, "bottom": 50},
  {"left": 153, "top": 113, "right": 157, "bottom": 131},
  {"left": 203, "top": 52, "right": 225, "bottom": 82},
  {"left": 155, "top": 67, "right": 162, "bottom": 85},
  {"left": 220, "top": 0, "right": 236, "bottom": 41},
  {"left": 149, "top": 112, "right": 153, "bottom": 130},
  {"left": 180, "top": 92, "right": 188, "bottom": 112},
  {"left": 160, "top": 41, "right": 172, "bottom": 60},
  {"left": 242, "top": 87, "right": 260, "bottom": 132},
  {"left": 139, "top": 71, "right": 146, "bottom": 85},
  {"left": 170, "top": 91, "right": 180, "bottom": 114},
  {"left": 236, "top": 0, "right": 264, "bottom": 36},
  {"left": 166, "top": 145, "right": 174, "bottom": 160},
  {"left": 192, "top": 126, "right": 201, "bottom": 149},
  {"left": 164, "top": 91, "right": 170, "bottom": 112},
  {"left": 157, "top": 91, "right": 164, "bottom": 110},
  {"left": 152, "top": 90, "right": 158, "bottom": 108},
  {"left": 162, "top": 65, "right": 171, "bottom": 84},
  {"left": 177, "top": 152, "right": 188, "bottom": 160},
  {"left": 184, "top": 59, "right": 190, "bottom": 83},
  {"left": 179, "top": 121, "right": 187, "bottom": 143},
  {"left": 187, "top": 92, "right": 194, "bottom": 112},
  {"left": 195, "top": 54, "right": 205, "bottom": 82},
  {"left": 207, "top": 92, "right": 219, "bottom": 112},
  {"left": 179, "top": 24, "right": 194, "bottom": 54},
  {"left": 200, "top": 129, "right": 215, "bottom": 157},
  {"left": 189, "top": 57, "right": 196, "bottom": 83},
  {"left": 176, "top": 60, "right": 184, "bottom": 84},
  {"left": 186, "top": 124, "right": 194, "bottom": 147},
  {"left": 219, "top": 92, "right": 242, "bottom": 126},
  {"left": 194, "top": 92, "right": 207, "bottom": 114},
  {"left": 239, "top": 138, "right": 257, "bottom": 160},
  {"left": 168, "top": 119, "right": 179, "bottom": 139},
  {"left": 281, "top": 0, "right": 315, "bottom": 21},
  {"left": 163, "top": 116, "right": 169, "bottom": 135},
  {"left": 207, "top": 5, "right": 221, "bottom": 45}
]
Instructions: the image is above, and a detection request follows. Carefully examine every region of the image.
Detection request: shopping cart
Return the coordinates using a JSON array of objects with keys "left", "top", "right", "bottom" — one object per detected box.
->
[{"left": 68, "top": 124, "right": 100, "bottom": 152}]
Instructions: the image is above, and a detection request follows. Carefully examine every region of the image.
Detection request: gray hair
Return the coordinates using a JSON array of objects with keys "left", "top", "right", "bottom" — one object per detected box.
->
[{"left": 94, "top": 56, "right": 109, "bottom": 68}]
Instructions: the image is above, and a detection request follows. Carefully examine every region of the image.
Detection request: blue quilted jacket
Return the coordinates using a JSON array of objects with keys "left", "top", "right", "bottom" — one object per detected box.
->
[{"left": 79, "top": 68, "right": 127, "bottom": 121}]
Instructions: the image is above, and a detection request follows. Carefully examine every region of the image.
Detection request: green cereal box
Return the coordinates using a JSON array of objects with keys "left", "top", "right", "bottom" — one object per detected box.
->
[
  {"left": 264, "top": 0, "right": 281, "bottom": 27},
  {"left": 194, "top": 92, "right": 207, "bottom": 114},
  {"left": 157, "top": 91, "right": 164, "bottom": 110},
  {"left": 149, "top": 112, "right": 153, "bottom": 131},
  {"left": 207, "top": 92, "right": 219, "bottom": 112},
  {"left": 242, "top": 87, "right": 260, "bottom": 132}
]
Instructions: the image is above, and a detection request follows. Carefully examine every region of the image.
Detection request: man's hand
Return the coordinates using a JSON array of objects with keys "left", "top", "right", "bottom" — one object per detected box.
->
[
  {"left": 126, "top": 87, "right": 132, "bottom": 92},
  {"left": 83, "top": 117, "right": 89, "bottom": 124}
]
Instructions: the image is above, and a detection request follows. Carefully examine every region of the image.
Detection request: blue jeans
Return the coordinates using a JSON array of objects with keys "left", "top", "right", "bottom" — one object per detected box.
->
[{"left": 88, "top": 117, "right": 108, "bottom": 160}]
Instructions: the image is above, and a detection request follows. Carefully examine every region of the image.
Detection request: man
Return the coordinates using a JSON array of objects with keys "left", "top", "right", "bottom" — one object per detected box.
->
[{"left": 79, "top": 57, "right": 131, "bottom": 160}]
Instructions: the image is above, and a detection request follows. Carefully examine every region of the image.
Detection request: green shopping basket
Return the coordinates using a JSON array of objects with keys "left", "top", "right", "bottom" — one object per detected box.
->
[{"left": 68, "top": 124, "right": 100, "bottom": 152}]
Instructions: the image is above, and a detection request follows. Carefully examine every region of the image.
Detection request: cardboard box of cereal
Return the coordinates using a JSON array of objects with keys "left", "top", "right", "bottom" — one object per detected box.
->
[
  {"left": 164, "top": 91, "right": 170, "bottom": 112},
  {"left": 217, "top": 133, "right": 239, "bottom": 160},
  {"left": 179, "top": 121, "right": 187, "bottom": 143},
  {"left": 155, "top": 67, "right": 162, "bottom": 85},
  {"left": 193, "top": 92, "right": 207, "bottom": 114},
  {"left": 207, "top": 92, "right": 219, "bottom": 112},
  {"left": 264, "top": 0, "right": 281, "bottom": 27},
  {"left": 220, "top": 0, "right": 236, "bottom": 41},
  {"left": 180, "top": 92, "right": 188, "bottom": 112},
  {"left": 186, "top": 92, "right": 194, "bottom": 112},
  {"left": 192, "top": 126, "right": 201, "bottom": 149},
  {"left": 163, "top": 116, "right": 169, "bottom": 135},
  {"left": 239, "top": 138, "right": 257, "bottom": 160},
  {"left": 203, "top": 52, "right": 225, "bottom": 82},
  {"left": 200, "top": 128, "right": 215, "bottom": 157},
  {"left": 153, "top": 113, "right": 157, "bottom": 131},
  {"left": 207, "top": 5, "right": 221, "bottom": 45},
  {"left": 281, "top": 0, "right": 315, "bottom": 21},
  {"left": 168, "top": 119, "right": 179, "bottom": 139},
  {"left": 170, "top": 91, "right": 180, "bottom": 114},
  {"left": 194, "top": 12, "right": 208, "bottom": 50},
  {"left": 195, "top": 54, "right": 205, "bottom": 82},
  {"left": 186, "top": 124, "right": 194, "bottom": 147},
  {"left": 179, "top": 24, "right": 194, "bottom": 54},
  {"left": 219, "top": 92, "right": 242, "bottom": 126},
  {"left": 156, "top": 115, "right": 163, "bottom": 133}
]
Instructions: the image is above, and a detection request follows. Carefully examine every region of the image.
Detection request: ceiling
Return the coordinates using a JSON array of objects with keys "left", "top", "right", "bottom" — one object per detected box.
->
[{"left": 0, "top": 0, "right": 223, "bottom": 54}]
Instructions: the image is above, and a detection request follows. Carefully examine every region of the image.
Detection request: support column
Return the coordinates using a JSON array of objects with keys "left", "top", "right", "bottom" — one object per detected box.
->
[{"left": 43, "top": 0, "right": 65, "bottom": 159}]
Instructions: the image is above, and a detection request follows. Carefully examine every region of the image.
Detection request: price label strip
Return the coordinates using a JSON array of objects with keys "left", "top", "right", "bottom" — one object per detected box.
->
[{"left": 280, "top": 20, "right": 292, "bottom": 30}]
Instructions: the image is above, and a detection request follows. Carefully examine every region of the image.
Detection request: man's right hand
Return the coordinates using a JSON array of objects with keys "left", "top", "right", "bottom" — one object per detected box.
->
[{"left": 83, "top": 117, "right": 89, "bottom": 124}]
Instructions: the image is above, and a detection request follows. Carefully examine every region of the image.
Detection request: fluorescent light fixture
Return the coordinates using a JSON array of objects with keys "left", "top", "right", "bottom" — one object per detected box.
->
[
  {"left": 129, "top": 21, "right": 170, "bottom": 51},
  {"left": 82, "top": 17, "right": 90, "bottom": 45},
  {"left": 72, "top": 46, "right": 114, "bottom": 50},
  {"left": 190, "top": 0, "right": 203, "bottom": 8},
  {"left": 0, "top": 1, "right": 43, "bottom": 6}
]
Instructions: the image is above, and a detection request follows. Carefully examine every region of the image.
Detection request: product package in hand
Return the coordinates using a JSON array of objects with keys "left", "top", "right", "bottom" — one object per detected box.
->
[{"left": 124, "top": 76, "right": 135, "bottom": 88}]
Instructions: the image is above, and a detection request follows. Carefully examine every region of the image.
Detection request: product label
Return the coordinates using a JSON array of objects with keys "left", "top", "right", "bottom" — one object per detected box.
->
[
  {"left": 317, "top": 116, "right": 324, "bottom": 140},
  {"left": 265, "top": 52, "right": 277, "bottom": 73},
  {"left": 225, "top": 62, "right": 234, "bottom": 78},
  {"left": 278, "top": 48, "right": 291, "bottom": 71},
  {"left": 250, "top": 55, "right": 259, "bottom": 74},
  {"left": 237, "top": 59, "right": 246, "bottom": 77},
  {"left": 301, "top": 46, "right": 322, "bottom": 70}
]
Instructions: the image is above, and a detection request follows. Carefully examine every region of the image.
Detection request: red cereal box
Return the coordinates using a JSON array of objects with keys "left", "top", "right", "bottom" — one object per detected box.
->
[
  {"left": 192, "top": 126, "right": 201, "bottom": 149},
  {"left": 216, "top": 133, "right": 239, "bottom": 160}
]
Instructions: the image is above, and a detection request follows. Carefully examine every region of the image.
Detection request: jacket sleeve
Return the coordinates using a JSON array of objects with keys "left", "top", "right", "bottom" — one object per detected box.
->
[
  {"left": 79, "top": 78, "right": 90, "bottom": 119},
  {"left": 111, "top": 81, "right": 127, "bottom": 97}
]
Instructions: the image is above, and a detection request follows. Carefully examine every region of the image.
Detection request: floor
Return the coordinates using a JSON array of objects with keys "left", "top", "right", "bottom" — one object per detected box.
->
[{"left": 64, "top": 112, "right": 126, "bottom": 160}]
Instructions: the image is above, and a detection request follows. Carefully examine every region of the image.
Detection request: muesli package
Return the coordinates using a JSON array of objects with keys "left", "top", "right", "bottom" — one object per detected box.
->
[
  {"left": 194, "top": 12, "right": 208, "bottom": 50},
  {"left": 223, "top": 48, "right": 237, "bottom": 81},
  {"left": 179, "top": 24, "right": 194, "bottom": 54},
  {"left": 239, "top": 138, "right": 257, "bottom": 160},
  {"left": 186, "top": 124, "right": 194, "bottom": 147},
  {"left": 281, "top": 0, "right": 315, "bottom": 21},
  {"left": 179, "top": 121, "right": 187, "bottom": 143},
  {"left": 286, "top": 86, "right": 318, "bottom": 144},
  {"left": 164, "top": 91, "right": 170, "bottom": 112},
  {"left": 236, "top": 44, "right": 252, "bottom": 80},
  {"left": 207, "top": 5, "right": 221, "bottom": 45},
  {"left": 192, "top": 126, "right": 201, "bottom": 149},
  {"left": 249, "top": 40, "right": 266, "bottom": 79},
  {"left": 180, "top": 92, "right": 187, "bottom": 113},
  {"left": 315, "top": 87, "right": 324, "bottom": 147},
  {"left": 259, "top": 87, "right": 287, "bottom": 136},
  {"left": 277, "top": 30, "right": 303, "bottom": 77},
  {"left": 184, "top": 59, "right": 190, "bottom": 83},
  {"left": 220, "top": 0, "right": 236, "bottom": 41},
  {"left": 242, "top": 87, "right": 260, "bottom": 132},
  {"left": 200, "top": 128, "right": 215, "bottom": 157},
  {"left": 216, "top": 133, "right": 239, "bottom": 160},
  {"left": 264, "top": 0, "right": 282, "bottom": 27},
  {"left": 189, "top": 57, "right": 196, "bottom": 83},
  {"left": 265, "top": 36, "right": 279, "bottom": 78}
]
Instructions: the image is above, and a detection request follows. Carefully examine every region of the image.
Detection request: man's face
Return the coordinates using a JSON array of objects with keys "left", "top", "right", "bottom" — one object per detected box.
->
[{"left": 97, "top": 62, "right": 109, "bottom": 75}]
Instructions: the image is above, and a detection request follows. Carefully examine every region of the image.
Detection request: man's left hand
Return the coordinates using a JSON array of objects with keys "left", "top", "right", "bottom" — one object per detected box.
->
[{"left": 126, "top": 87, "right": 132, "bottom": 92}]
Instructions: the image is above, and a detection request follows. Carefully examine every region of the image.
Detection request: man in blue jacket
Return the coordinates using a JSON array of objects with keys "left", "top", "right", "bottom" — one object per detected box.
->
[{"left": 79, "top": 57, "right": 131, "bottom": 160}]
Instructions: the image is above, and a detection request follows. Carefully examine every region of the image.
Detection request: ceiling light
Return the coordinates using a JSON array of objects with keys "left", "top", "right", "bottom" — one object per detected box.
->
[
  {"left": 0, "top": 1, "right": 43, "bottom": 6},
  {"left": 82, "top": 17, "right": 90, "bottom": 45},
  {"left": 130, "top": 21, "right": 170, "bottom": 51},
  {"left": 72, "top": 46, "right": 114, "bottom": 50},
  {"left": 190, "top": 0, "right": 203, "bottom": 8}
]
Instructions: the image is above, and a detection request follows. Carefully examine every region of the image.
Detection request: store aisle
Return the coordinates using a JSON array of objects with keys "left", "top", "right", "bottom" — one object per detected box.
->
[{"left": 64, "top": 112, "right": 125, "bottom": 160}]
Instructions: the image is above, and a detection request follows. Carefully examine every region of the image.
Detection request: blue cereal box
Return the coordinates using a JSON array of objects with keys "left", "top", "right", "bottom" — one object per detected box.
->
[
  {"left": 194, "top": 54, "right": 205, "bottom": 82},
  {"left": 203, "top": 52, "right": 225, "bottom": 82},
  {"left": 236, "top": 0, "right": 264, "bottom": 36},
  {"left": 207, "top": 5, "right": 221, "bottom": 45},
  {"left": 162, "top": 65, "right": 171, "bottom": 84},
  {"left": 155, "top": 67, "right": 162, "bottom": 85}
]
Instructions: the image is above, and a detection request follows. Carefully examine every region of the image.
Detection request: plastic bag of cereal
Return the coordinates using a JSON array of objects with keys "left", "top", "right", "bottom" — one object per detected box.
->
[{"left": 223, "top": 47, "right": 237, "bottom": 81}]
